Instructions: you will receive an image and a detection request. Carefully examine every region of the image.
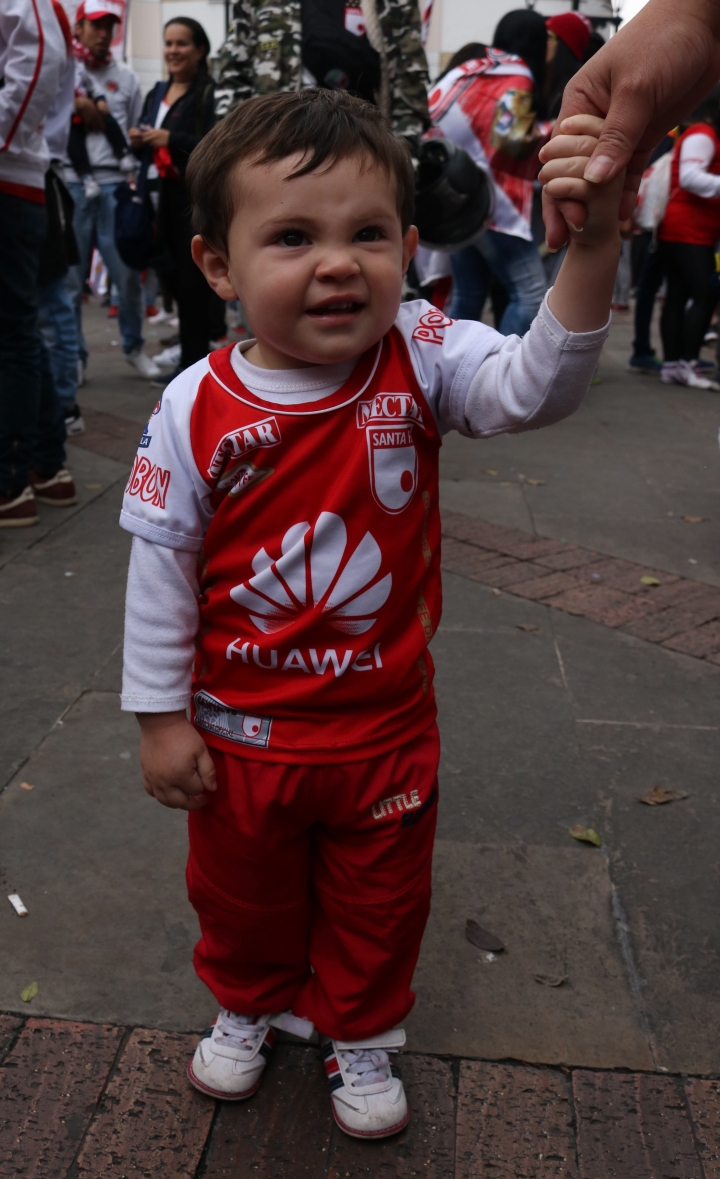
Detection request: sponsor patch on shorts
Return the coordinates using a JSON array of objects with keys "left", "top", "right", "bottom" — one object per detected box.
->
[{"left": 194, "top": 691, "right": 272, "bottom": 748}]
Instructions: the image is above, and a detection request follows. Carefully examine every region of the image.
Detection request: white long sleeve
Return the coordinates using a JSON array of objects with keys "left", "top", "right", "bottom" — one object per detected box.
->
[
  {"left": 0, "top": 0, "right": 66, "bottom": 191},
  {"left": 678, "top": 132, "right": 720, "bottom": 200},
  {"left": 121, "top": 537, "right": 199, "bottom": 712}
]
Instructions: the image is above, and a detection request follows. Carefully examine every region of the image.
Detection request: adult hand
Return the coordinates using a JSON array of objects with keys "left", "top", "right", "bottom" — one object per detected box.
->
[
  {"left": 543, "top": 0, "right": 720, "bottom": 249},
  {"left": 128, "top": 127, "right": 145, "bottom": 149},
  {"left": 139, "top": 128, "right": 171, "bottom": 148},
  {"left": 74, "top": 95, "right": 105, "bottom": 133},
  {"left": 137, "top": 711, "right": 217, "bottom": 811}
]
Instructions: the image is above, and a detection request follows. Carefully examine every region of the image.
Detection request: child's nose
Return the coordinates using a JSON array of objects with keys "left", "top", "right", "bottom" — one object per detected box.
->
[{"left": 315, "top": 247, "right": 361, "bottom": 280}]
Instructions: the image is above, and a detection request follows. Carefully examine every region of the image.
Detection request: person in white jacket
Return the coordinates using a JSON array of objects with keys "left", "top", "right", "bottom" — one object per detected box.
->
[{"left": 0, "top": 0, "right": 75, "bottom": 527}]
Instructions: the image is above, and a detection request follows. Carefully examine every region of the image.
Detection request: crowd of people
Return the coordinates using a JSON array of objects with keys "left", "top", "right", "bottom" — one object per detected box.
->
[{"left": 2, "top": 0, "right": 720, "bottom": 525}]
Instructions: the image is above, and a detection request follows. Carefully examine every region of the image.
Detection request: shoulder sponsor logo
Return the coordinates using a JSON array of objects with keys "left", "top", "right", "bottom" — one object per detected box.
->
[
  {"left": 152, "top": 396, "right": 163, "bottom": 415},
  {"left": 194, "top": 691, "right": 272, "bottom": 748},
  {"left": 230, "top": 512, "right": 391, "bottom": 636},
  {"left": 357, "top": 393, "right": 422, "bottom": 513},
  {"left": 126, "top": 455, "right": 171, "bottom": 509},
  {"left": 208, "top": 416, "right": 281, "bottom": 480},
  {"left": 411, "top": 309, "right": 454, "bottom": 345},
  {"left": 139, "top": 424, "right": 151, "bottom": 449}
]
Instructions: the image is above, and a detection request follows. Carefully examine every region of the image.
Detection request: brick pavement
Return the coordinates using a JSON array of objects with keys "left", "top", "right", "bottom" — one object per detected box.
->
[
  {"left": 441, "top": 511, "right": 720, "bottom": 666},
  {"left": 2, "top": 1014, "right": 719, "bottom": 1177}
]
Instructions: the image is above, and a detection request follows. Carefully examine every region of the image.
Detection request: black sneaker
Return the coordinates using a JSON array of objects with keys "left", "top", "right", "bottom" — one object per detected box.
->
[{"left": 64, "top": 404, "right": 85, "bottom": 436}]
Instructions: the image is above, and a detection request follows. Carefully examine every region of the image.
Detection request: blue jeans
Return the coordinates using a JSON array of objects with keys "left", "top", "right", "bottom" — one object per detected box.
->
[
  {"left": 0, "top": 192, "right": 66, "bottom": 498},
  {"left": 39, "top": 274, "right": 79, "bottom": 411},
  {"left": 66, "top": 181, "right": 144, "bottom": 359},
  {"left": 449, "top": 228, "right": 547, "bottom": 336}
]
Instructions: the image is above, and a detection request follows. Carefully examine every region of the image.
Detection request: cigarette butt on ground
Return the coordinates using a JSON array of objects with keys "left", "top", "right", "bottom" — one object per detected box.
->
[{"left": 8, "top": 894, "right": 28, "bottom": 917}]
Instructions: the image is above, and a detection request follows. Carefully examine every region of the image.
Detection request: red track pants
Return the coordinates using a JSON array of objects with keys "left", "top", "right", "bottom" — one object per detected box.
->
[{"left": 187, "top": 724, "right": 439, "bottom": 1040}]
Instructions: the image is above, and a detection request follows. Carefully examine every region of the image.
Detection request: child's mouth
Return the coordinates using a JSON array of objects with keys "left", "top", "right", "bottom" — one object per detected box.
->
[{"left": 307, "top": 301, "right": 364, "bottom": 318}]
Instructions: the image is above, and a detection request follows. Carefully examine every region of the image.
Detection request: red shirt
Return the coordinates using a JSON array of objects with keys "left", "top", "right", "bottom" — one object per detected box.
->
[
  {"left": 659, "top": 124, "right": 720, "bottom": 246},
  {"left": 141, "top": 329, "right": 442, "bottom": 762}
]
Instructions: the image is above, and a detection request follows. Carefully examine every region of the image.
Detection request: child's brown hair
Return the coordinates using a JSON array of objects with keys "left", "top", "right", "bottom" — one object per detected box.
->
[{"left": 186, "top": 88, "right": 416, "bottom": 254}]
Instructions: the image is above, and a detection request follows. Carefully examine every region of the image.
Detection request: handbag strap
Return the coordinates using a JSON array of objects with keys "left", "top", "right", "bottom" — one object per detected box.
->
[{"left": 136, "top": 81, "right": 170, "bottom": 197}]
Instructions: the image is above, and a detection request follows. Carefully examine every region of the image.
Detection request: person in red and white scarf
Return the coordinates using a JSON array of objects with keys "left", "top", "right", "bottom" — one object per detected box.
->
[{"left": 428, "top": 10, "right": 550, "bottom": 336}]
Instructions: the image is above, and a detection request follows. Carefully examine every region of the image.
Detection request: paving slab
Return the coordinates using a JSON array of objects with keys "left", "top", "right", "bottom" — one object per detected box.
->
[
  {"left": 407, "top": 840, "right": 653, "bottom": 1069},
  {"left": 0, "top": 1017, "right": 122, "bottom": 1179},
  {"left": 76, "top": 1028, "right": 214, "bottom": 1178},
  {"left": 455, "top": 1060, "right": 576, "bottom": 1179},
  {"left": 684, "top": 1078, "right": 720, "bottom": 1178},
  {"left": 0, "top": 691, "right": 215, "bottom": 1032},
  {"left": 202, "top": 1043, "right": 333, "bottom": 1178},
  {"left": 573, "top": 1071, "right": 700, "bottom": 1179}
]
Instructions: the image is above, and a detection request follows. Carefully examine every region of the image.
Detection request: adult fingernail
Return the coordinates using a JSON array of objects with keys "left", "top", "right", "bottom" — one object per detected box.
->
[
  {"left": 567, "top": 221, "right": 584, "bottom": 233},
  {"left": 584, "top": 155, "right": 614, "bottom": 183}
]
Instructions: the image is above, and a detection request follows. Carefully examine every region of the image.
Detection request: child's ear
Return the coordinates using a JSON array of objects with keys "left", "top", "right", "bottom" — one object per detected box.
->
[
  {"left": 401, "top": 225, "right": 419, "bottom": 275},
  {"left": 191, "top": 235, "right": 238, "bottom": 300}
]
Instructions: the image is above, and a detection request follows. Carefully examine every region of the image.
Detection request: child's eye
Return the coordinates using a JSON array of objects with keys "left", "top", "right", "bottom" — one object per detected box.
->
[
  {"left": 354, "top": 226, "right": 384, "bottom": 243},
  {"left": 278, "top": 230, "right": 307, "bottom": 247}
]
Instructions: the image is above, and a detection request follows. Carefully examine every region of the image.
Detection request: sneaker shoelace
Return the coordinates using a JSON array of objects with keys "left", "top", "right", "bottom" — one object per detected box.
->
[
  {"left": 215, "top": 1009, "right": 268, "bottom": 1050},
  {"left": 337, "top": 1046, "right": 395, "bottom": 1088}
]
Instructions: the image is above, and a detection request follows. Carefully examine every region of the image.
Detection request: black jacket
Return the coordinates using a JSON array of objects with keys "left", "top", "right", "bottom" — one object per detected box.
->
[{"left": 139, "top": 72, "right": 216, "bottom": 179}]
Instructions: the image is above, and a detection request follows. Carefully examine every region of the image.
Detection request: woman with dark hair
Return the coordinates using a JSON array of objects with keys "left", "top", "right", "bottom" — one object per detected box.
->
[
  {"left": 657, "top": 86, "right": 720, "bottom": 389},
  {"left": 428, "top": 11, "right": 550, "bottom": 335},
  {"left": 129, "top": 18, "right": 221, "bottom": 374}
]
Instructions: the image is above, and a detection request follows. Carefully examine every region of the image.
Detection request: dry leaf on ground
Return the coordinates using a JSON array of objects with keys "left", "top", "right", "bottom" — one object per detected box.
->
[
  {"left": 639, "top": 785, "right": 689, "bottom": 806},
  {"left": 526, "top": 479, "right": 545, "bottom": 486},
  {"left": 484, "top": 469, "right": 498, "bottom": 476},
  {"left": 515, "top": 624, "right": 541, "bottom": 634},
  {"left": 569, "top": 824, "right": 602, "bottom": 847},
  {"left": 535, "top": 974, "right": 567, "bottom": 987},
  {"left": 21, "top": 982, "right": 38, "bottom": 1003},
  {"left": 20, "top": 782, "right": 34, "bottom": 791},
  {"left": 466, "top": 919, "right": 505, "bottom": 953},
  {"left": 639, "top": 575, "right": 660, "bottom": 587},
  {"left": 682, "top": 516, "right": 705, "bottom": 523}
]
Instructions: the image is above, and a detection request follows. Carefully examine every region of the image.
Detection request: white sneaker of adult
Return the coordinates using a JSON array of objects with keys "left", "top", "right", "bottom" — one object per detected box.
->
[
  {"left": 660, "top": 361, "right": 679, "bottom": 384},
  {"left": 188, "top": 1011, "right": 276, "bottom": 1100},
  {"left": 676, "top": 359, "right": 720, "bottom": 390},
  {"left": 125, "top": 349, "right": 161, "bottom": 379},
  {"left": 154, "top": 343, "right": 181, "bottom": 367},
  {"left": 323, "top": 1028, "right": 409, "bottom": 1139}
]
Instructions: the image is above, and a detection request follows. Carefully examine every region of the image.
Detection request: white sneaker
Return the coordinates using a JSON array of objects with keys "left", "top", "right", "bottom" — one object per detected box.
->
[
  {"left": 147, "top": 307, "right": 175, "bottom": 326},
  {"left": 125, "top": 349, "right": 161, "bottom": 379},
  {"left": 153, "top": 343, "right": 181, "bottom": 367},
  {"left": 188, "top": 1011, "right": 276, "bottom": 1100},
  {"left": 187, "top": 1009, "right": 314, "bottom": 1101},
  {"left": 660, "top": 361, "right": 679, "bottom": 384},
  {"left": 663, "top": 359, "right": 719, "bottom": 389},
  {"left": 323, "top": 1028, "right": 409, "bottom": 1139}
]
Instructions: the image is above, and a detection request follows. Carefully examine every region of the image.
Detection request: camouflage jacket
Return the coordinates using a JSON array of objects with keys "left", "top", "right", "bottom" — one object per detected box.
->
[{"left": 215, "top": 0, "right": 431, "bottom": 149}]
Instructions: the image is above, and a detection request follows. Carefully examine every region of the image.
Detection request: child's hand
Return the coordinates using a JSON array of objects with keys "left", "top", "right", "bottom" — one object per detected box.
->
[
  {"left": 137, "top": 712, "right": 217, "bottom": 811},
  {"left": 539, "top": 115, "right": 625, "bottom": 246}
]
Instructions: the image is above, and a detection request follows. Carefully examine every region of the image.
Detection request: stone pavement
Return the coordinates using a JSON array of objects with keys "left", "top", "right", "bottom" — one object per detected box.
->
[
  {"left": 1, "top": 300, "right": 720, "bottom": 1175},
  {"left": 3, "top": 1015, "right": 720, "bottom": 1177}
]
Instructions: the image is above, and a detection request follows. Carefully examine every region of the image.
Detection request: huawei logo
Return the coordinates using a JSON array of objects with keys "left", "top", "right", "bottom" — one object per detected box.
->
[{"left": 230, "top": 512, "right": 392, "bottom": 636}]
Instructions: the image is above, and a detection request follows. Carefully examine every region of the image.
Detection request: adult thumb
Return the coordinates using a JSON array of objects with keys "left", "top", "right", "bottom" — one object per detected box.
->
[{"left": 583, "top": 91, "right": 654, "bottom": 184}]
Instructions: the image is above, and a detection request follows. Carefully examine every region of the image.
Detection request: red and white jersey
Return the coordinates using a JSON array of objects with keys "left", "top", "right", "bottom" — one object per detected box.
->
[
  {"left": 428, "top": 49, "right": 550, "bottom": 242},
  {"left": 121, "top": 298, "right": 608, "bottom": 762},
  {"left": 121, "top": 304, "right": 482, "bottom": 762}
]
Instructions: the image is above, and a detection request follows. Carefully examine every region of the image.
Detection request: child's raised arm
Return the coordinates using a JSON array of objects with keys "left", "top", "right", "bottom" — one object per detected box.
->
[{"left": 539, "top": 115, "right": 625, "bottom": 333}]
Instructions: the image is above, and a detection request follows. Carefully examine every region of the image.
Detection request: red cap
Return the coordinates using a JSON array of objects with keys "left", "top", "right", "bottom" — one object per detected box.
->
[
  {"left": 76, "top": 0, "right": 123, "bottom": 22},
  {"left": 546, "top": 12, "right": 592, "bottom": 61}
]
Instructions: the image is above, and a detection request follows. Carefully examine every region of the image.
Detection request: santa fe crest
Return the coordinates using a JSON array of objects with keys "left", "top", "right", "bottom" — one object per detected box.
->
[{"left": 357, "top": 393, "right": 424, "bottom": 513}]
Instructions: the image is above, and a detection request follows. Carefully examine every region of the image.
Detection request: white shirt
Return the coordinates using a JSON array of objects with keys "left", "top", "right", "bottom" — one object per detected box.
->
[{"left": 64, "top": 58, "right": 142, "bottom": 185}]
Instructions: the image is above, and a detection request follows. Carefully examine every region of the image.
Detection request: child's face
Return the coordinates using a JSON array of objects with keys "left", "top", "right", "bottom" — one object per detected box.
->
[{"left": 196, "top": 154, "right": 418, "bottom": 369}]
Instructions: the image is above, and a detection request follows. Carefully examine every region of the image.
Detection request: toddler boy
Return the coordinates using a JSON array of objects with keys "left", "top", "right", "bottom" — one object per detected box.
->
[{"left": 120, "top": 89, "right": 622, "bottom": 1138}]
